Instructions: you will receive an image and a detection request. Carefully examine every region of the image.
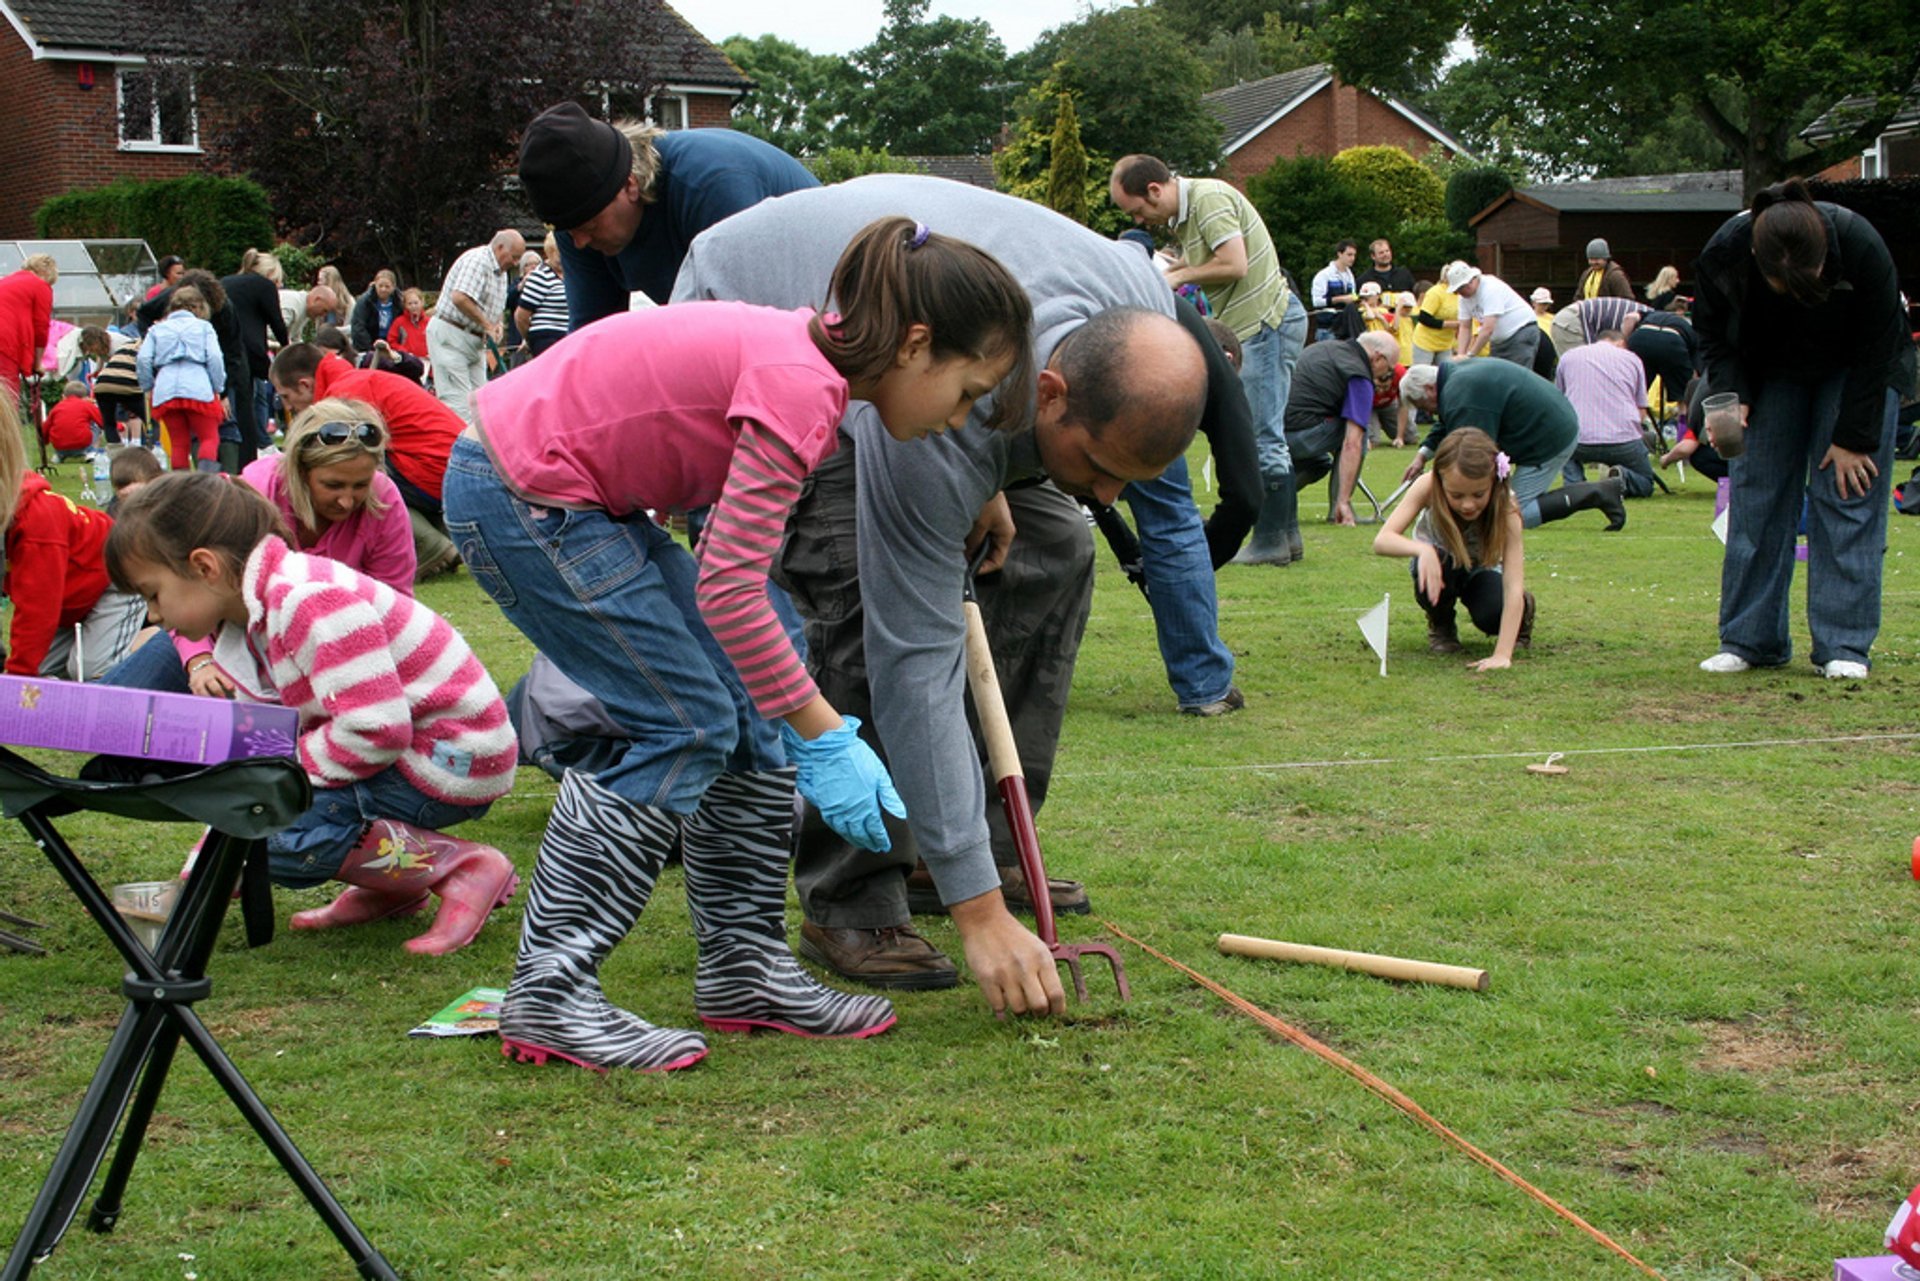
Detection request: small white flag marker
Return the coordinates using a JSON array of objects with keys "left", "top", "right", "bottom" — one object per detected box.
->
[
  {"left": 1710, "top": 507, "right": 1729, "bottom": 545},
  {"left": 1358, "top": 592, "right": 1390, "bottom": 677}
]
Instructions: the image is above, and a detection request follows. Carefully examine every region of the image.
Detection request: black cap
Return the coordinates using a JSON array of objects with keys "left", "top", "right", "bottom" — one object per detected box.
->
[{"left": 518, "top": 102, "right": 633, "bottom": 232}]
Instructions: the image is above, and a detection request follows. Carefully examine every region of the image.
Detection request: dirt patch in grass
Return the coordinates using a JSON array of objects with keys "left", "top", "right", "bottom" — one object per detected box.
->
[
  {"left": 1691, "top": 1019, "right": 1822, "bottom": 1075},
  {"left": 1792, "top": 1135, "right": 1908, "bottom": 1221}
]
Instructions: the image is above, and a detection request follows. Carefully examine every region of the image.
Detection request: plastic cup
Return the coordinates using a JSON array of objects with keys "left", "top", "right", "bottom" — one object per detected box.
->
[
  {"left": 1703, "top": 392, "right": 1744, "bottom": 459},
  {"left": 112, "top": 880, "right": 179, "bottom": 952}
]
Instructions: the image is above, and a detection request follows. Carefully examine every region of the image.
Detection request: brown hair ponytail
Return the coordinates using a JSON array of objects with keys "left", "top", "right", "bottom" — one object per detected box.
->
[
  {"left": 810, "top": 216, "right": 1035, "bottom": 432},
  {"left": 1750, "top": 178, "right": 1830, "bottom": 307}
]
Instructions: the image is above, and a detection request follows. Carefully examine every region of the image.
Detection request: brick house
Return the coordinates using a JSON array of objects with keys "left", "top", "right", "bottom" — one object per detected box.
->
[
  {"left": 1801, "top": 82, "right": 1920, "bottom": 181},
  {"left": 0, "top": 0, "right": 749, "bottom": 238},
  {"left": 1204, "top": 64, "right": 1469, "bottom": 189}
]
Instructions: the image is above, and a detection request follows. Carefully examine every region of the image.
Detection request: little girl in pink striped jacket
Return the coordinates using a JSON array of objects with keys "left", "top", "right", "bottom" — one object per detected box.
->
[{"left": 103, "top": 470, "right": 519, "bottom": 956}]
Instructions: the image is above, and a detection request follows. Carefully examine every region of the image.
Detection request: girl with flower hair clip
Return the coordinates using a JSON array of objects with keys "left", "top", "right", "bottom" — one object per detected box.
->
[{"left": 1373, "top": 426, "right": 1533, "bottom": 668}]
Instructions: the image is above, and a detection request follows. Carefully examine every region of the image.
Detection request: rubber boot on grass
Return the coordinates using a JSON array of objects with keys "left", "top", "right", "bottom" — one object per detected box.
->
[
  {"left": 1424, "top": 604, "right": 1463, "bottom": 654},
  {"left": 289, "top": 819, "right": 517, "bottom": 956},
  {"left": 1533, "top": 477, "right": 1626, "bottom": 531},
  {"left": 498, "top": 771, "right": 708, "bottom": 1073},
  {"left": 1232, "top": 483, "right": 1301, "bottom": 566},
  {"left": 684, "top": 770, "right": 895, "bottom": 1039}
]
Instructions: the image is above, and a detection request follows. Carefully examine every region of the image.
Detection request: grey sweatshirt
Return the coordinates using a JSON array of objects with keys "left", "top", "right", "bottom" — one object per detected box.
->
[{"left": 673, "top": 174, "right": 1172, "bottom": 903}]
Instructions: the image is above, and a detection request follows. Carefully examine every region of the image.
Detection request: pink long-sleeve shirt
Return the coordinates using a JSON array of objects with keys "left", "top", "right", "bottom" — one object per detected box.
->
[
  {"left": 472, "top": 302, "right": 847, "bottom": 719},
  {"left": 238, "top": 536, "right": 515, "bottom": 803}
]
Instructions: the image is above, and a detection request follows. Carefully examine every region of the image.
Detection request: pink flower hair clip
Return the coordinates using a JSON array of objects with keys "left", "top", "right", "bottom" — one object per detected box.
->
[{"left": 1495, "top": 451, "right": 1512, "bottom": 481}]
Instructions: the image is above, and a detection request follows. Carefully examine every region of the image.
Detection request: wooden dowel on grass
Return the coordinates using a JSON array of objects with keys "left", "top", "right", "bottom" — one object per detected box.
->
[{"left": 1218, "top": 933, "right": 1489, "bottom": 991}]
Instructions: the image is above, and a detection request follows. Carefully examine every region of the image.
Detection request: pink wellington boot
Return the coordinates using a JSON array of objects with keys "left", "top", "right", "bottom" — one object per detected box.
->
[
  {"left": 290, "top": 820, "right": 517, "bottom": 953},
  {"left": 387, "top": 823, "right": 520, "bottom": 957},
  {"left": 290, "top": 820, "right": 438, "bottom": 931}
]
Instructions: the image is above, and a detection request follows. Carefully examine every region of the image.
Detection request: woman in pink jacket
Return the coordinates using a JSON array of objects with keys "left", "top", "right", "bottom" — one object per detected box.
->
[{"left": 179, "top": 399, "right": 417, "bottom": 700}]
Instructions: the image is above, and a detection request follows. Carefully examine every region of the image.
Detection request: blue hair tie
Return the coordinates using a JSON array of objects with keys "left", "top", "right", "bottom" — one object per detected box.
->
[{"left": 908, "top": 222, "right": 931, "bottom": 250}]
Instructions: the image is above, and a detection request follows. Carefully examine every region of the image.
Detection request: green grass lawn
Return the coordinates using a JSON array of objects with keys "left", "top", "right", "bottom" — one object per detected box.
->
[{"left": 1, "top": 442, "right": 1915, "bottom": 1279}]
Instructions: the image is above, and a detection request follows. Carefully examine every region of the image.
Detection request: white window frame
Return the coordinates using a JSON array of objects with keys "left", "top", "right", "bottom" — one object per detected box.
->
[
  {"left": 117, "top": 66, "right": 201, "bottom": 153},
  {"left": 1859, "top": 137, "right": 1886, "bottom": 179},
  {"left": 647, "top": 92, "right": 688, "bottom": 131}
]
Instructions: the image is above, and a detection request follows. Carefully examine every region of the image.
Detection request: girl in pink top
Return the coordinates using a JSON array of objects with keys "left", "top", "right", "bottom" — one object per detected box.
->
[
  {"left": 445, "top": 215, "right": 1034, "bottom": 1072},
  {"left": 106, "top": 471, "right": 520, "bottom": 957},
  {"left": 179, "top": 398, "right": 418, "bottom": 699}
]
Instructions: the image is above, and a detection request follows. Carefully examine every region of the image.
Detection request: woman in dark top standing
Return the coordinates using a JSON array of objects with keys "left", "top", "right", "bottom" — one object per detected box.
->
[
  {"left": 221, "top": 252, "right": 291, "bottom": 466},
  {"left": 1693, "top": 178, "right": 1911, "bottom": 680}
]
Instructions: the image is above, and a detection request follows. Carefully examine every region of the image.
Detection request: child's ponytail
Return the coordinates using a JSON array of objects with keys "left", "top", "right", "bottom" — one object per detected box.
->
[
  {"left": 810, "top": 216, "right": 1036, "bottom": 432},
  {"left": 105, "top": 471, "right": 289, "bottom": 592}
]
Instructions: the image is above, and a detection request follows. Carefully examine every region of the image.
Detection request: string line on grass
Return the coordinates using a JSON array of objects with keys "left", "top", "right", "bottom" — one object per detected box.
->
[
  {"left": 1102, "top": 921, "right": 1670, "bottom": 1281},
  {"left": 1064, "top": 730, "right": 1920, "bottom": 779}
]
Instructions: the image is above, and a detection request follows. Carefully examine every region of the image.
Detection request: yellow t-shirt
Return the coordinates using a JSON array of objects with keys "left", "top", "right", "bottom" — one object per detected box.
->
[{"left": 1412, "top": 284, "right": 1457, "bottom": 353}]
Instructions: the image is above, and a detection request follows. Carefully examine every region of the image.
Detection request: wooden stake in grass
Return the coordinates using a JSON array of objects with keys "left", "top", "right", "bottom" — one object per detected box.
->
[{"left": 1218, "top": 933, "right": 1489, "bottom": 991}]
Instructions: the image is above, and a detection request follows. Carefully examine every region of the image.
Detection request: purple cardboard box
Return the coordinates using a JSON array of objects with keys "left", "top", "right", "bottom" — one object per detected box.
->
[
  {"left": 1836, "top": 1258, "right": 1910, "bottom": 1281},
  {"left": 0, "top": 676, "right": 299, "bottom": 766}
]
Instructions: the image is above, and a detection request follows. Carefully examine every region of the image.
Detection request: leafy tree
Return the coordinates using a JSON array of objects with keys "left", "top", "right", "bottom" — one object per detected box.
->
[
  {"left": 1245, "top": 153, "right": 1398, "bottom": 286},
  {"left": 1151, "top": 0, "right": 1324, "bottom": 47},
  {"left": 1046, "top": 95, "right": 1090, "bottom": 225},
  {"left": 1255, "top": 14, "right": 1327, "bottom": 78},
  {"left": 1012, "top": 8, "right": 1221, "bottom": 177},
  {"left": 1329, "top": 0, "right": 1920, "bottom": 196},
  {"left": 837, "top": 0, "right": 1009, "bottom": 154},
  {"left": 1443, "top": 164, "right": 1515, "bottom": 232},
  {"left": 1329, "top": 145, "right": 1445, "bottom": 226},
  {"left": 721, "top": 34, "right": 847, "bottom": 156},
  {"left": 147, "top": 0, "right": 683, "bottom": 282},
  {"left": 806, "top": 148, "right": 924, "bottom": 185},
  {"left": 1197, "top": 26, "right": 1271, "bottom": 91},
  {"left": 1386, "top": 217, "right": 1476, "bottom": 277}
]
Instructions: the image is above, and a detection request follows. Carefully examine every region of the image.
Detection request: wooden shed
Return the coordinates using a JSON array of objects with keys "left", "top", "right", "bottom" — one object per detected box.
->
[{"left": 1469, "top": 173, "right": 1743, "bottom": 304}]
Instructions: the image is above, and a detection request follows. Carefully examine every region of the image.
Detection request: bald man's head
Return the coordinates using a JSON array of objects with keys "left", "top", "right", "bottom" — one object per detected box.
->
[{"left": 1034, "top": 307, "right": 1206, "bottom": 504}]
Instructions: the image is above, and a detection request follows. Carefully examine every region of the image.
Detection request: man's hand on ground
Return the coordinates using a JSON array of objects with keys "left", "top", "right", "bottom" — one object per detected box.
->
[{"left": 949, "top": 889, "right": 1065, "bottom": 1018}]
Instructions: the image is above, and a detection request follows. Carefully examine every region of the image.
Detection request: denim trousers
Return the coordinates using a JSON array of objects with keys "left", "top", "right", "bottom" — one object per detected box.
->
[
  {"left": 1720, "top": 378, "right": 1897, "bottom": 668},
  {"left": 1120, "top": 454, "right": 1235, "bottom": 707},
  {"left": 1563, "top": 439, "right": 1656, "bottom": 497},
  {"left": 1240, "top": 293, "right": 1306, "bottom": 489},
  {"left": 441, "top": 435, "right": 778, "bottom": 814},
  {"left": 99, "top": 636, "right": 487, "bottom": 886},
  {"left": 1512, "top": 434, "right": 1580, "bottom": 526}
]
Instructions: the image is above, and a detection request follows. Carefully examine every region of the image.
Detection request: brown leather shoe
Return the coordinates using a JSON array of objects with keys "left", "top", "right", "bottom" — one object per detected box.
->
[
  {"left": 797, "top": 920, "right": 958, "bottom": 990},
  {"left": 904, "top": 862, "right": 1092, "bottom": 917},
  {"left": 1426, "top": 611, "right": 1463, "bottom": 654}
]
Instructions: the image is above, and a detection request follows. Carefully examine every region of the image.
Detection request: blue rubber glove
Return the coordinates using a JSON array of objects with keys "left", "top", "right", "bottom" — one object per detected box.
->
[{"left": 779, "top": 716, "right": 906, "bottom": 853}]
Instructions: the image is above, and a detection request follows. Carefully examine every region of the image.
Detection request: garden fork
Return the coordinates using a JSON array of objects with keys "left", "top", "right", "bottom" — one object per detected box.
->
[{"left": 962, "top": 542, "right": 1129, "bottom": 1003}]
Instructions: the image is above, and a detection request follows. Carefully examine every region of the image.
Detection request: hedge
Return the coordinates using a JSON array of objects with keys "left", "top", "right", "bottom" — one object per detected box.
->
[{"left": 34, "top": 175, "right": 275, "bottom": 277}]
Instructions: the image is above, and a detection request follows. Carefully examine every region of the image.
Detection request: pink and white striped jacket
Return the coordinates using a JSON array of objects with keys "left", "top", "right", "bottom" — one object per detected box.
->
[{"left": 241, "top": 536, "right": 515, "bottom": 803}]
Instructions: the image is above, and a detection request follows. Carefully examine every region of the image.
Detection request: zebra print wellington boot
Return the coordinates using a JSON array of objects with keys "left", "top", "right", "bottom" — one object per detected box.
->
[
  {"left": 498, "top": 771, "right": 709, "bottom": 1073},
  {"left": 684, "top": 769, "right": 896, "bottom": 1040}
]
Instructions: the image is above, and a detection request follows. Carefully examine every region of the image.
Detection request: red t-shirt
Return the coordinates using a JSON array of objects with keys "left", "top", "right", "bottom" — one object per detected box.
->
[
  {"left": 43, "top": 398, "right": 104, "bottom": 451},
  {"left": 312, "top": 355, "right": 462, "bottom": 499}
]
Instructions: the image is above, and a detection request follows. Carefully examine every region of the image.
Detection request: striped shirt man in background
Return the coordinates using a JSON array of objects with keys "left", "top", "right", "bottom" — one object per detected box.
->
[{"left": 1553, "top": 329, "right": 1656, "bottom": 498}]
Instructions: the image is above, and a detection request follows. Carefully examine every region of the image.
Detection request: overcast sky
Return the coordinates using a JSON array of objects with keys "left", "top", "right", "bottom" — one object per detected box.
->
[{"left": 669, "top": 0, "right": 1109, "bottom": 57}]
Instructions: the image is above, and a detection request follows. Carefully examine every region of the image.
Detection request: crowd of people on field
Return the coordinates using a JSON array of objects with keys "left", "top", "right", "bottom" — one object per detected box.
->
[{"left": 0, "top": 101, "right": 1913, "bottom": 1073}]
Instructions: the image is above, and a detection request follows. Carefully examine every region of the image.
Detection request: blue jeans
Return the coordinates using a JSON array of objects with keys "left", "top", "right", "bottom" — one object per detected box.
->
[
  {"left": 1240, "top": 293, "right": 1306, "bottom": 489},
  {"left": 441, "top": 435, "right": 779, "bottom": 813},
  {"left": 1512, "top": 435, "right": 1580, "bottom": 527},
  {"left": 1120, "top": 454, "right": 1235, "bottom": 707},
  {"left": 1720, "top": 378, "right": 1897, "bottom": 668},
  {"left": 98, "top": 637, "right": 487, "bottom": 886},
  {"left": 1562, "top": 440, "right": 1656, "bottom": 497}
]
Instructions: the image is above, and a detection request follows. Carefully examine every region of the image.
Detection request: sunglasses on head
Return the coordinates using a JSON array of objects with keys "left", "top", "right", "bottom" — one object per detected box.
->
[{"left": 306, "top": 421, "right": 382, "bottom": 448}]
